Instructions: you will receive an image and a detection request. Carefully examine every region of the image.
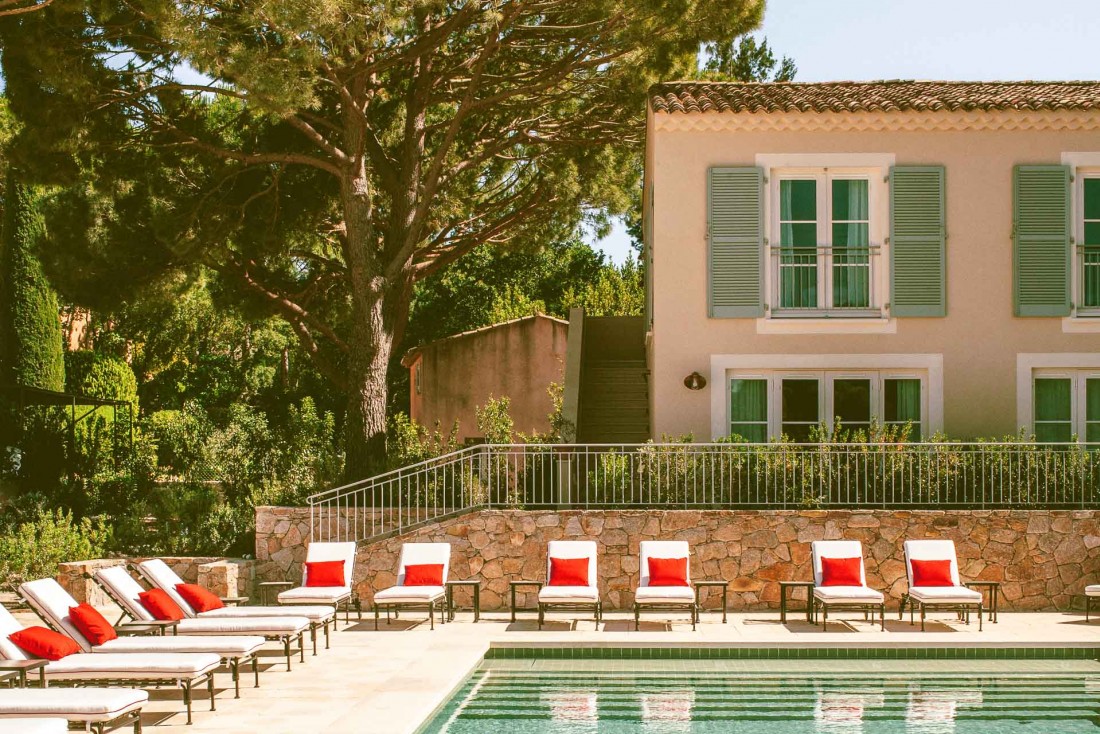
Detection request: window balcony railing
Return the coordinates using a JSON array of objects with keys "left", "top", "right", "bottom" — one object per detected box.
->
[
  {"left": 770, "top": 244, "right": 881, "bottom": 316},
  {"left": 307, "top": 441, "right": 1100, "bottom": 544},
  {"left": 1077, "top": 244, "right": 1100, "bottom": 313}
]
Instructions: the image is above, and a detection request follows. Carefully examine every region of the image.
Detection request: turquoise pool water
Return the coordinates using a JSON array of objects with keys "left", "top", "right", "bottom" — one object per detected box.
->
[{"left": 419, "top": 665, "right": 1100, "bottom": 733}]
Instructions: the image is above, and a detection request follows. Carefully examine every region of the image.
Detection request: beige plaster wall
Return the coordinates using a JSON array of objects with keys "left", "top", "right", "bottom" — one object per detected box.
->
[
  {"left": 648, "top": 111, "right": 1100, "bottom": 440},
  {"left": 255, "top": 506, "right": 1100, "bottom": 613},
  {"left": 409, "top": 315, "right": 568, "bottom": 441}
]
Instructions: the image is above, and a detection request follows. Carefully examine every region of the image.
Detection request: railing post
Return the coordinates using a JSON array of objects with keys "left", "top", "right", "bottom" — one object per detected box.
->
[{"left": 556, "top": 447, "right": 573, "bottom": 510}]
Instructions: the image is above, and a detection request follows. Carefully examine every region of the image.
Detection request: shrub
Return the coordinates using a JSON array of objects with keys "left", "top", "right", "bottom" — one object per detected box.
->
[{"left": 0, "top": 508, "right": 110, "bottom": 590}]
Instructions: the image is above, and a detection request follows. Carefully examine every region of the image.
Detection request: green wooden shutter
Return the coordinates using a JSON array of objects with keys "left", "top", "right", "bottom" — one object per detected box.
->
[
  {"left": 708, "top": 167, "right": 764, "bottom": 318},
  {"left": 1014, "top": 165, "right": 1071, "bottom": 317},
  {"left": 890, "top": 166, "right": 946, "bottom": 317}
]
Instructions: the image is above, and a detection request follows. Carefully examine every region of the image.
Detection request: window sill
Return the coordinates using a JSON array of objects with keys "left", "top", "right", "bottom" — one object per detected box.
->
[
  {"left": 1061, "top": 316, "right": 1100, "bottom": 333},
  {"left": 756, "top": 316, "right": 896, "bottom": 335}
]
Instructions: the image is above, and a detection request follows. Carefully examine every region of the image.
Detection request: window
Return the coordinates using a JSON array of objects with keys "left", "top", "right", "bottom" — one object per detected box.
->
[
  {"left": 1031, "top": 370, "right": 1100, "bottom": 443},
  {"left": 1078, "top": 175, "right": 1100, "bottom": 313},
  {"left": 729, "top": 370, "right": 925, "bottom": 442},
  {"left": 770, "top": 170, "right": 881, "bottom": 316}
]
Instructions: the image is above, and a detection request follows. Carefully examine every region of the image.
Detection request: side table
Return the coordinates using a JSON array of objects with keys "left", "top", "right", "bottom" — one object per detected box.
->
[
  {"left": 965, "top": 580, "right": 1001, "bottom": 623},
  {"left": 446, "top": 580, "right": 481, "bottom": 622},
  {"left": 116, "top": 620, "right": 180, "bottom": 637},
  {"left": 0, "top": 659, "right": 47, "bottom": 688},
  {"left": 693, "top": 581, "right": 728, "bottom": 623},
  {"left": 779, "top": 581, "right": 815, "bottom": 624},
  {"left": 510, "top": 581, "right": 543, "bottom": 622},
  {"left": 259, "top": 581, "right": 294, "bottom": 606}
]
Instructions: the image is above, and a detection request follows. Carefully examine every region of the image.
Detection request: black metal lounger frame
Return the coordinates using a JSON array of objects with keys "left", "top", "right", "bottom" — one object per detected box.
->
[
  {"left": 279, "top": 589, "right": 362, "bottom": 635},
  {"left": 373, "top": 595, "right": 446, "bottom": 631},
  {"left": 813, "top": 596, "right": 886, "bottom": 631},
  {"left": 633, "top": 598, "right": 697, "bottom": 631},
  {"left": 82, "top": 572, "right": 261, "bottom": 696},
  {"left": 538, "top": 599, "right": 603, "bottom": 630},
  {"left": 899, "top": 592, "right": 984, "bottom": 631},
  {"left": 128, "top": 564, "right": 307, "bottom": 670}
]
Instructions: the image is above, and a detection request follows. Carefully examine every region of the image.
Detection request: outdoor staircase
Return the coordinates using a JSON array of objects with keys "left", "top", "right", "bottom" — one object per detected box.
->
[{"left": 575, "top": 315, "right": 650, "bottom": 443}]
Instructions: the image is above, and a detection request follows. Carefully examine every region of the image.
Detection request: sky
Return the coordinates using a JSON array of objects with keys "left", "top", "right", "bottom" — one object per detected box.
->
[{"left": 593, "top": 0, "right": 1100, "bottom": 264}]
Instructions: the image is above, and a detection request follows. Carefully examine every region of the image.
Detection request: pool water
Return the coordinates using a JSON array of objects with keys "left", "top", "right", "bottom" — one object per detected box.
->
[{"left": 419, "top": 666, "right": 1100, "bottom": 733}]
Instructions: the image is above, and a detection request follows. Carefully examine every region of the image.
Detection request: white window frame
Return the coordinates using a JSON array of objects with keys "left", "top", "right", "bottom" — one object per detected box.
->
[
  {"left": 1029, "top": 368, "right": 1100, "bottom": 443},
  {"left": 1060, "top": 154, "right": 1100, "bottom": 331},
  {"left": 1017, "top": 353, "right": 1100, "bottom": 439},
  {"left": 726, "top": 368, "right": 927, "bottom": 442},
  {"left": 713, "top": 353, "right": 944, "bottom": 440}
]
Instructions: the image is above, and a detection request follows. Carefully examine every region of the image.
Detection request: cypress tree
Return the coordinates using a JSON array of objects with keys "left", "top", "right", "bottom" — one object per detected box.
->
[{"left": 0, "top": 169, "right": 65, "bottom": 391}]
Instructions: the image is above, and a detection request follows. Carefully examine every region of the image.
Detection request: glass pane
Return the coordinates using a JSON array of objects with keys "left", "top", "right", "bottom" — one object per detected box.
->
[
  {"left": 1087, "top": 423, "right": 1100, "bottom": 444},
  {"left": 730, "top": 423, "right": 768, "bottom": 443},
  {"left": 1084, "top": 222, "right": 1100, "bottom": 246},
  {"left": 1085, "top": 179, "right": 1100, "bottom": 221},
  {"left": 885, "top": 379, "right": 922, "bottom": 441},
  {"left": 832, "top": 239, "right": 870, "bottom": 308},
  {"left": 730, "top": 379, "right": 767, "bottom": 422},
  {"left": 831, "top": 222, "right": 869, "bottom": 248},
  {"left": 782, "top": 379, "right": 819, "bottom": 441},
  {"left": 1034, "top": 378, "right": 1072, "bottom": 421},
  {"left": 1084, "top": 247, "right": 1100, "bottom": 307},
  {"left": 1088, "top": 379, "right": 1100, "bottom": 421},
  {"left": 779, "top": 258, "right": 818, "bottom": 308},
  {"left": 1036, "top": 422, "right": 1073, "bottom": 443},
  {"left": 781, "top": 222, "right": 817, "bottom": 248},
  {"left": 781, "top": 179, "right": 816, "bottom": 222},
  {"left": 833, "top": 379, "right": 871, "bottom": 429},
  {"left": 832, "top": 179, "right": 869, "bottom": 221}
]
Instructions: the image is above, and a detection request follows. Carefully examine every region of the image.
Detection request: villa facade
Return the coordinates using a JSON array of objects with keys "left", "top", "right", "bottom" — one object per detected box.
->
[{"left": 643, "top": 81, "right": 1100, "bottom": 442}]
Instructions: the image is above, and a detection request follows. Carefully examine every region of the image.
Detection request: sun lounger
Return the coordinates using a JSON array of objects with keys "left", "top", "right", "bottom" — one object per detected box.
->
[
  {"left": 20, "top": 578, "right": 264, "bottom": 698},
  {"left": 811, "top": 540, "right": 885, "bottom": 631},
  {"left": 133, "top": 560, "right": 310, "bottom": 669},
  {"left": 634, "top": 540, "right": 696, "bottom": 630},
  {"left": 372, "top": 543, "right": 450, "bottom": 631},
  {"left": 274, "top": 542, "right": 361, "bottom": 623},
  {"left": 537, "top": 541, "right": 601, "bottom": 630},
  {"left": 0, "top": 688, "right": 147, "bottom": 734},
  {"left": 1085, "top": 585, "right": 1100, "bottom": 620},
  {"left": 0, "top": 605, "right": 219, "bottom": 725},
  {"left": 901, "top": 539, "right": 984, "bottom": 631}
]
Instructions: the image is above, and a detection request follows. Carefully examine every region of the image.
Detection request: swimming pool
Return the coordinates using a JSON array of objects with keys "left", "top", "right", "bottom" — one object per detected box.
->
[{"left": 418, "top": 659, "right": 1100, "bottom": 732}]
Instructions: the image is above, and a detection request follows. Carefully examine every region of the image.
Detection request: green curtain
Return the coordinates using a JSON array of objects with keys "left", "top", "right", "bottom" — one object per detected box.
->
[
  {"left": 832, "top": 179, "right": 870, "bottom": 308},
  {"left": 885, "top": 378, "right": 921, "bottom": 441},
  {"left": 779, "top": 180, "right": 817, "bottom": 308},
  {"left": 1034, "top": 378, "right": 1072, "bottom": 443},
  {"left": 730, "top": 379, "right": 767, "bottom": 442},
  {"left": 1084, "top": 179, "right": 1100, "bottom": 307},
  {"left": 1087, "top": 379, "right": 1100, "bottom": 444}
]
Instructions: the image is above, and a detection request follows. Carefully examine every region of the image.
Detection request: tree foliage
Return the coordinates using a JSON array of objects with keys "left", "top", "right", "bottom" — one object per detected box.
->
[
  {"left": 2, "top": 0, "right": 767, "bottom": 477},
  {"left": 701, "top": 35, "right": 797, "bottom": 82}
]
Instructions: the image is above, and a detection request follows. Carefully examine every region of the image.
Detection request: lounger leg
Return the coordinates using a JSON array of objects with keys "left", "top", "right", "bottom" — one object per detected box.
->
[
  {"left": 634, "top": 603, "right": 639, "bottom": 631},
  {"left": 208, "top": 673, "right": 216, "bottom": 711},
  {"left": 324, "top": 620, "right": 331, "bottom": 649},
  {"left": 692, "top": 603, "right": 697, "bottom": 632},
  {"left": 299, "top": 632, "right": 305, "bottom": 663},
  {"left": 253, "top": 655, "right": 260, "bottom": 688},
  {"left": 538, "top": 604, "right": 544, "bottom": 630},
  {"left": 880, "top": 603, "right": 885, "bottom": 631},
  {"left": 920, "top": 605, "right": 926, "bottom": 632},
  {"left": 910, "top": 599, "right": 915, "bottom": 626},
  {"left": 374, "top": 605, "right": 380, "bottom": 631},
  {"left": 232, "top": 658, "right": 240, "bottom": 698},
  {"left": 355, "top": 596, "right": 362, "bottom": 621},
  {"left": 183, "top": 681, "right": 193, "bottom": 725},
  {"left": 429, "top": 600, "right": 435, "bottom": 630},
  {"left": 134, "top": 711, "right": 142, "bottom": 734},
  {"left": 311, "top": 624, "right": 318, "bottom": 655},
  {"left": 898, "top": 594, "right": 906, "bottom": 620},
  {"left": 284, "top": 636, "right": 292, "bottom": 672},
  {"left": 978, "top": 603, "right": 983, "bottom": 632},
  {"left": 821, "top": 604, "right": 828, "bottom": 631}
]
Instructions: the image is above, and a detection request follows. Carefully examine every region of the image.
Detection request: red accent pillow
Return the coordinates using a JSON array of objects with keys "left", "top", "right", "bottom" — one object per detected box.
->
[
  {"left": 139, "top": 589, "right": 185, "bottom": 621},
  {"left": 68, "top": 603, "right": 117, "bottom": 646},
  {"left": 305, "top": 560, "right": 345, "bottom": 587},
  {"left": 911, "top": 559, "right": 954, "bottom": 587},
  {"left": 403, "top": 563, "right": 444, "bottom": 586},
  {"left": 820, "top": 557, "right": 863, "bottom": 587},
  {"left": 176, "top": 584, "right": 225, "bottom": 613},
  {"left": 647, "top": 557, "right": 689, "bottom": 587},
  {"left": 9, "top": 627, "right": 81, "bottom": 660},
  {"left": 548, "top": 557, "right": 590, "bottom": 587}
]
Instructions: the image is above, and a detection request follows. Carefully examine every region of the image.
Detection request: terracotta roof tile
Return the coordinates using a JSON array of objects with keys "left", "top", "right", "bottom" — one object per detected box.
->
[{"left": 650, "top": 80, "right": 1100, "bottom": 115}]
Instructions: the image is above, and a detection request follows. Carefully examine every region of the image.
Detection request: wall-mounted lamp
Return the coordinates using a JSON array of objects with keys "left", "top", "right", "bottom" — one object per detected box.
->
[{"left": 683, "top": 371, "right": 707, "bottom": 391}]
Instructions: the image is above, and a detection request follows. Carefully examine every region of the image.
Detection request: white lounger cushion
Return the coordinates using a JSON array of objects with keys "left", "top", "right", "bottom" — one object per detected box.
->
[
  {"left": 277, "top": 586, "right": 351, "bottom": 604},
  {"left": 538, "top": 586, "right": 600, "bottom": 603},
  {"left": 813, "top": 586, "right": 885, "bottom": 603},
  {"left": 135, "top": 559, "right": 206, "bottom": 617},
  {"left": 0, "top": 688, "right": 147, "bottom": 721},
  {"left": 196, "top": 605, "right": 334, "bottom": 623},
  {"left": 93, "top": 635, "right": 263, "bottom": 657},
  {"left": 0, "top": 719, "right": 67, "bottom": 733},
  {"left": 908, "top": 586, "right": 983, "bottom": 604},
  {"left": 43, "top": 653, "right": 221, "bottom": 680},
  {"left": 1087, "top": 585, "right": 1100, "bottom": 597},
  {"left": 174, "top": 616, "right": 309, "bottom": 637},
  {"left": 634, "top": 586, "right": 695, "bottom": 604},
  {"left": 373, "top": 586, "right": 445, "bottom": 604}
]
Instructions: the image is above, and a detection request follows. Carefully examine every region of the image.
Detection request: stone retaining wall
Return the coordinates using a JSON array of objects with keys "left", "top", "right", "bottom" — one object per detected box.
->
[{"left": 253, "top": 506, "right": 1100, "bottom": 613}]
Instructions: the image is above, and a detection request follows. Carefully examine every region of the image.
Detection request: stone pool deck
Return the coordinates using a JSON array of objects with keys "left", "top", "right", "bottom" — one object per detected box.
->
[{"left": 12, "top": 607, "right": 1100, "bottom": 733}]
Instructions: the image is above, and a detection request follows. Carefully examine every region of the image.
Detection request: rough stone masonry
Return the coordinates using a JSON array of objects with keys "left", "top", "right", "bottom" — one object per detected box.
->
[{"left": 255, "top": 507, "right": 1100, "bottom": 613}]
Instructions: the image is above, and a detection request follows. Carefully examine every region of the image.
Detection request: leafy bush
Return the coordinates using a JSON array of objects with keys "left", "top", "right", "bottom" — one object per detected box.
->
[
  {"left": 143, "top": 405, "right": 212, "bottom": 478},
  {"left": 0, "top": 508, "right": 110, "bottom": 590}
]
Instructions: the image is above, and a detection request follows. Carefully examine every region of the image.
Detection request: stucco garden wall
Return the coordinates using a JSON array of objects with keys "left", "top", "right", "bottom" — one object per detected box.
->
[{"left": 254, "top": 506, "right": 1100, "bottom": 613}]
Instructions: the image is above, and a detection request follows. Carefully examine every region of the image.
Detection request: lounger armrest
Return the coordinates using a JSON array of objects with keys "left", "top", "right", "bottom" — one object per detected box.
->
[
  {"left": 116, "top": 620, "right": 180, "bottom": 636},
  {"left": 0, "top": 659, "right": 47, "bottom": 687},
  {"left": 220, "top": 596, "right": 249, "bottom": 606}
]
